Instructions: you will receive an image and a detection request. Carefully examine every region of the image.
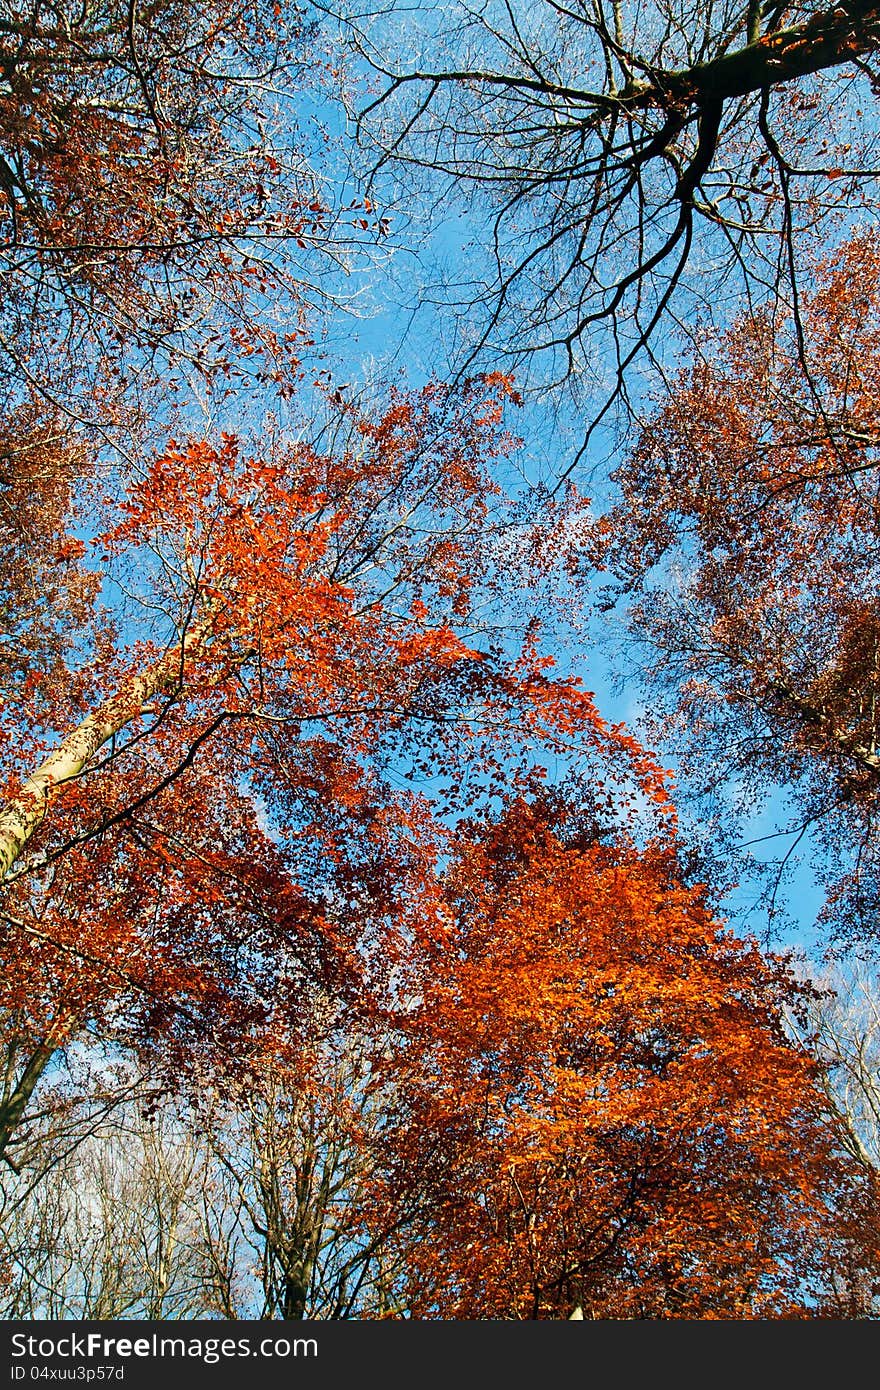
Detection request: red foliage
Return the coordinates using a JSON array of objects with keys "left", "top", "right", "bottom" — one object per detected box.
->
[
  {"left": 0, "top": 378, "right": 644, "bottom": 1133},
  {"left": 0, "top": 0, "right": 345, "bottom": 423}
]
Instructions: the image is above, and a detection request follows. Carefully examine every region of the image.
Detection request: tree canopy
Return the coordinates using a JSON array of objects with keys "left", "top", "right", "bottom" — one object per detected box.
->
[
  {"left": 593, "top": 230, "right": 880, "bottom": 942},
  {"left": 375, "top": 795, "right": 880, "bottom": 1318},
  {"left": 2, "top": 0, "right": 880, "bottom": 1323}
]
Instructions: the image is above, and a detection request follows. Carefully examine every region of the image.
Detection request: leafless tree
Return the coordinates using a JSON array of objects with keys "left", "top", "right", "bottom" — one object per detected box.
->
[
  {"left": 0, "top": 1087, "right": 213, "bottom": 1318},
  {"left": 0, "top": 1007, "right": 419, "bottom": 1319},
  {"left": 785, "top": 960, "right": 880, "bottom": 1315},
  {"left": 199, "top": 1029, "right": 414, "bottom": 1319},
  {"left": 339, "top": 0, "right": 880, "bottom": 457},
  {"left": 795, "top": 960, "right": 880, "bottom": 1168}
]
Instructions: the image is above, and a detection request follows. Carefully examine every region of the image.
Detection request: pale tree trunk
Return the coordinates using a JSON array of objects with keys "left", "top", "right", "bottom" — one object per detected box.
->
[
  {"left": 0, "top": 612, "right": 223, "bottom": 1164},
  {"left": 0, "top": 618, "right": 213, "bottom": 882}
]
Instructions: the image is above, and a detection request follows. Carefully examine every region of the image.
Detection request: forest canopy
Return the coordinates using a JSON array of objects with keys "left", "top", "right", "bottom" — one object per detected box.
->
[{"left": 2, "top": 0, "right": 880, "bottom": 1321}]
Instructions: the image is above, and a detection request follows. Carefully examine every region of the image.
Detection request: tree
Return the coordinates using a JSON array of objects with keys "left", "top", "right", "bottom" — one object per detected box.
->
[
  {"left": 7, "top": 0, "right": 877, "bottom": 1323},
  {"left": 342, "top": 0, "right": 880, "bottom": 442},
  {"left": 0, "top": 401, "right": 96, "bottom": 703},
  {"left": 198, "top": 1021, "right": 411, "bottom": 1319},
  {"left": 376, "top": 792, "right": 880, "bottom": 1318},
  {"left": 11, "top": 794, "right": 880, "bottom": 1321},
  {"left": 592, "top": 229, "right": 880, "bottom": 941},
  {"left": 0, "top": 374, "right": 642, "bottom": 1166},
  {"left": 801, "top": 962, "right": 880, "bottom": 1173},
  {"left": 1, "top": 1093, "right": 218, "bottom": 1319},
  {"left": 0, "top": 1014, "right": 405, "bottom": 1318},
  {"left": 783, "top": 959, "right": 880, "bottom": 1315},
  {"left": 0, "top": 0, "right": 372, "bottom": 443}
]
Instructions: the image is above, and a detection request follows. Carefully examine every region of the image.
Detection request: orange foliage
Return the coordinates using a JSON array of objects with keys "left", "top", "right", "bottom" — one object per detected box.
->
[
  {"left": 378, "top": 795, "right": 880, "bottom": 1318},
  {"left": 0, "top": 379, "right": 631, "bottom": 1115},
  {"left": 3, "top": 370, "right": 874, "bottom": 1316}
]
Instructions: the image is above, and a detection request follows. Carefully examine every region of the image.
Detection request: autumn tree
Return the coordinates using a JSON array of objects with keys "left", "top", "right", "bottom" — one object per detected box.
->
[
  {"left": 6, "top": 793, "right": 880, "bottom": 1319},
  {"left": 0, "top": 0, "right": 377, "bottom": 446},
  {"left": 0, "top": 375, "right": 635, "bottom": 1174},
  {"left": 5, "top": 0, "right": 878, "bottom": 1323},
  {"left": 0, "top": 402, "right": 96, "bottom": 703},
  {"left": 590, "top": 229, "right": 880, "bottom": 942},
  {"left": 376, "top": 792, "right": 880, "bottom": 1318},
  {"left": 339, "top": 0, "right": 880, "bottom": 441}
]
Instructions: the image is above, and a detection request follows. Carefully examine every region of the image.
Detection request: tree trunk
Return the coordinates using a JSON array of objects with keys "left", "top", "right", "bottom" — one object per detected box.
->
[{"left": 0, "top": 617, "right": 214, "bottom": 882}]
